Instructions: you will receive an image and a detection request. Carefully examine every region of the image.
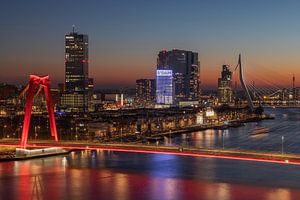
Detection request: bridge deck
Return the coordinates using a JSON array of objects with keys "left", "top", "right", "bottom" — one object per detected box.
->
[{"left": 1, "top": 141, "right": 300, "bottom": 165}]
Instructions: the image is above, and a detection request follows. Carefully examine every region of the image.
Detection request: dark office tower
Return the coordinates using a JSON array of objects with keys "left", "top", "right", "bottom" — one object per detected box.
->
[
  {"left": 157, "top": 49, "right": 200, "bottom": 103},
  {"left": 61, "top": 30, "right": 89, "bottom": 112},
  {"left": 157, "top": 50, "right": 170, "bottom": 69},
  {"left": 136, "top": 79, "right": 156, "bottom": 105},
  {"left": 65, "top": 32, "right": 88, "bottom": 92},
  {"left": 218, "top": 65, "right": 233, "bottom": 104}
]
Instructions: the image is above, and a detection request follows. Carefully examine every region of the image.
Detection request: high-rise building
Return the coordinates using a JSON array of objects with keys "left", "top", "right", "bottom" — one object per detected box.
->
[
  {"left": 87, "top": 78, "right": 94, "bottom": 112},
  {"left": 65, "top": 31, "right": 88, "bottom": 92},
  {"left": 218, "top": 65, "right": 233, "bottom": 104},
  {"left": 61, "top": 30, "right": 89, "bottom": 112},
  {"left": 136, "top": 79, "right": 155, "bottom": 105},
  {"left": 156, "top": 69, "right": 174, "bottom": 105},
  {"left": 157, "top": 49, "right": 200, "bottom": 103}
]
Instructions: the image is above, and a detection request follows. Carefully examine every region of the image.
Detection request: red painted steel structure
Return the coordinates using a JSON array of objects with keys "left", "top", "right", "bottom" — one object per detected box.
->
[{"left": 20, "top": 75, "right": 58, "bottom": 148}]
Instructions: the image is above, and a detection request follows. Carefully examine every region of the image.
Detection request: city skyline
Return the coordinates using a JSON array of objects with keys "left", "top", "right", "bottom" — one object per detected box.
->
[
  {"left": 1, "top": 1, "right": 300, "bottom": 89},
  {"left": 2, "top": 2, "right": 300, "bottom": 199}
]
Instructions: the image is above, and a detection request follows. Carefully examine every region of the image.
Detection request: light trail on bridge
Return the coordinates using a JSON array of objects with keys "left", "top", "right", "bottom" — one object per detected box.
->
[{"left": 1, "top": 143, "right": 300, "bottom": 166}]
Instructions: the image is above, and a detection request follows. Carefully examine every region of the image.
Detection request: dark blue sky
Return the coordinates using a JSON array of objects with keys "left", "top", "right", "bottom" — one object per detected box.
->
[{"left": 1, "top": 0, "right": 300, "bottom": 88}]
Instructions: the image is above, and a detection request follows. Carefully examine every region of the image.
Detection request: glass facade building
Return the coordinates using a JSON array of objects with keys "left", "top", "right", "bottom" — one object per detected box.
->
[
  {"left": 157, "top": 49, "right": 200, "bottom": 103},
  {"left": 156, "top": 70, "right": 174, "bottom": 105}
]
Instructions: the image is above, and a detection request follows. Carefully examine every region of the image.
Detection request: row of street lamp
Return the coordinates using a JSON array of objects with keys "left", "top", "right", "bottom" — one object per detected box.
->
[
  {"left": 0, "top": 121, "right": 288, "bottom": 154},
  {"left": 221, "top": 131, "right": 285, "bottom": 154}
]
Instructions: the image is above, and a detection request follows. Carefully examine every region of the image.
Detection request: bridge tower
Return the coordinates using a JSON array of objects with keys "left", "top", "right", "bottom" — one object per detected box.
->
[
  {"left": 20, "top": 75, "right": 58, "bottom": 148},
  {"left": 238, "top": 54, "right": 254, "bottom": 112}
]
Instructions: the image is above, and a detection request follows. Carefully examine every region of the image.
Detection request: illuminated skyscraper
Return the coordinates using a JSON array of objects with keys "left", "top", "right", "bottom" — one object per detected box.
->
[
  {"left": 61, "top": 30, "right": 89, "bottom": 112},
  {"left": 156, "top": 70, "right": 174, "bottom": 105},
  {"left": 218, "top": 65, "right": 233, "bottom": 104},
  {"left": 157, "top": 49, "right": 200, "bottom": 103}
]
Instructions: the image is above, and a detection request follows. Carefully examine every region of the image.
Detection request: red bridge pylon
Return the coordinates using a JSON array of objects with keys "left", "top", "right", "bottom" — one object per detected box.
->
[{"left": 20, "top": 75, "right": 58, "bottom": 148}]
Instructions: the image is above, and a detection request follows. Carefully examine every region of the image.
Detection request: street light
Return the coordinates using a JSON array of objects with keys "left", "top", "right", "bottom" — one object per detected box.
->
[
  {"left": 222, "top": 131, "right": 225, "bottom": 149},
  {"left": 3, "top": 125, "right": 7, "bottom": 139},
  {"left": 120, "top": 127, "right": 123, "bottom": 143},
  {"left": 222, "top": 130, "right": 229, "bottom": 149},
  {"left": 281, "top": 136, "right": 284, "bottom": 154},
  {"left": 34, "top": 126, "right": 37, "bottom": 141}
]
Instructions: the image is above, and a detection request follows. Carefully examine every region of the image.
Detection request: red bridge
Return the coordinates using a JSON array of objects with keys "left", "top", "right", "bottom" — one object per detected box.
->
[{"left": 20, "top": 75, "right": 58, "bottom": 148}]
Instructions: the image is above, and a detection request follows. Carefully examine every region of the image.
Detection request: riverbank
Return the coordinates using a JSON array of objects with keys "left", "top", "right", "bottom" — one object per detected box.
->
[
  {"left": 0, "top": 147, "right": 72, "bottom": 162},
  {"left": 146, "top": 114, "right": 274, "bottom": 141}
]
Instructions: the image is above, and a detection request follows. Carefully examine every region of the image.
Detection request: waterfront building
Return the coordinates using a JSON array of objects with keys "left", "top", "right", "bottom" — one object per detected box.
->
[
  {"left": 103, "top": 93, "right": 124, "bottom": 109},
  {"left": 61, "top": 30, "right": 89, "bottom": 112},
  {"left": 295, "top": 87, "right": 300, "bottom": 101},
  {"left": 217, "top": 65, "right": 233, "bottom": 104},
  {"left": 157, "top": 49, "right": 200, "bottom": 103},
  {"left": 0, "top": 84, "right": 19, "bottom": 117},
  {"left": 60, "top": 93, "right": 87, "bottom": 112},
  {"left": 135, "top": 79, "right": 155, "bottom": 105}
]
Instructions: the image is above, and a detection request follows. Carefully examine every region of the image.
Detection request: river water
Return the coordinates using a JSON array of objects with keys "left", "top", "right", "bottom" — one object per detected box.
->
[
  {"left": 1, "top": 108, "right": 300, "bottom": 200},
  {"left": 168, "top": 108, "right": 300, "bottom": 153}
]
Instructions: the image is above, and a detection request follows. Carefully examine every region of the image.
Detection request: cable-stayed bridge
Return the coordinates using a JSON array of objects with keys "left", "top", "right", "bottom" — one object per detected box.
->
[{"left": 232, "top": 55, "right": 300, "bottom": 108}]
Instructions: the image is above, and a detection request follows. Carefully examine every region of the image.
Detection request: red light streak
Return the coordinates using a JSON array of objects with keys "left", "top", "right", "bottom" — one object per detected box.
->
[{"left": 2, "top": 143, "right": 300, "bottom": 166}]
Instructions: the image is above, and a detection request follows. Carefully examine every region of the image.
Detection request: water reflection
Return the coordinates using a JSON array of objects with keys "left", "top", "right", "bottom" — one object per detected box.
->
[
  {"left": 2, "top": 108, "right": 300, "bottom": 199},
  {"left": 0, "top": 150, "right": 300, "bottom": 200},
  {"left": 171, "top": 108, "right": 300, "bottom": 153},
  {"left": 266, "top": 189, "right": 291, "bottom": 200}
]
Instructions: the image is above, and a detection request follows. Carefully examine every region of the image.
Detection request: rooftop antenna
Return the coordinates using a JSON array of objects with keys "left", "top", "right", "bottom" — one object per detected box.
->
[
  {"left": 293, "top": 73, "right": 295, "bottom": 89},
  {"left": 292, "top": 73, "right": 296, "bottom": 101},
  {"left": 72, "top": 25, "right": 76, "bottom": 33}
]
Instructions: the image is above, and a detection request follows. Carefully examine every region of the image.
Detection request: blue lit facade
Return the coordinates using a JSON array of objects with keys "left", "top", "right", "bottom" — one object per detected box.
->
[{"left": 156, "top": 70, "right": 174, "bottom": 105}]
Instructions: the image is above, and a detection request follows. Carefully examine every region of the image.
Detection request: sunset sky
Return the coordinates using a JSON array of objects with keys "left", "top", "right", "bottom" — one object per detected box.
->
[{"left": 1, "top": 0, "right": 300, "bottom": 89}]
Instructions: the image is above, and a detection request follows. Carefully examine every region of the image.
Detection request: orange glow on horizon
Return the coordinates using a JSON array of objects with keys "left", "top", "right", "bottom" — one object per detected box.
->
[{"left": 1, "top": 54, "right": 300, "bottom": 89}]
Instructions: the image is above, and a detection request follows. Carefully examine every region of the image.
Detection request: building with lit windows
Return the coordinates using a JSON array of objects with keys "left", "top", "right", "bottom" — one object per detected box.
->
[
  {"left": 61, "top": 30, "right": 89, "bottom": 112},
  {"left": 156, "top": 70, "right": 174, "bottom": 105},
  {"left": 157, "top": 49, "right": 200, "bottom": 103},
  {"left": 136, "top": 79, "right": 155, "bottom": 105},
  {"left": 218, "top": 65, "right": 233, "bottom": 104}
]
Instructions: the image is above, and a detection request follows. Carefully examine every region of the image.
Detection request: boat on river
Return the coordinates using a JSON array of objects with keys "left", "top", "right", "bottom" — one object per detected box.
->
[{"left": 250, "top": 127, "right": 270, "bottom": 135}]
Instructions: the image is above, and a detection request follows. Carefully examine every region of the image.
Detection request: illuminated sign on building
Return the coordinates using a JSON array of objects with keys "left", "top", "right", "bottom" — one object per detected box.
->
[
  {"left": 205, "top": 109, "right": 215, "bottom": 117},
  {"left": 156, "top": 70, "right": 174, "bottom": 105},
  {"left": 157, "top": 70, "right": 173, "bottom": 76}
]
